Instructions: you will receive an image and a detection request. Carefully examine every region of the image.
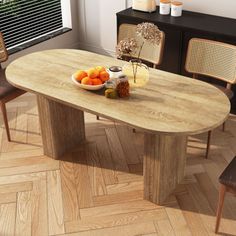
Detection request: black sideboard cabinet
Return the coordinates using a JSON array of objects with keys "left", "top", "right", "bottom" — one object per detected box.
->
[{"left": 116, "top": 7, "right": 236, "bottom": 112}]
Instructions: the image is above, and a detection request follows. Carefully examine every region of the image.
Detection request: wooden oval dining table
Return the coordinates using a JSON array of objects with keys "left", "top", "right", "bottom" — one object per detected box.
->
[{"left": 6, "top": 49, "right": 230, "bottom": 204}]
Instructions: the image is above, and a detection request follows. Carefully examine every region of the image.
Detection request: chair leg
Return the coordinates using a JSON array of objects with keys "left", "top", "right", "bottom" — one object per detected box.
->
[
  {"left": 222, "top": 122, "right": 226, "bottom": 132},
  {"left": 96, "top": 115, "right": 99, "bottom": 120},
  {"left": 215, "top": 184, "right": 226, "bottom": 234},
  {"left": 205, "top": 130, "right": 212, "bottom": 159},
  {"left": 0, "top": 102, "right": 11, "bottom": 141}
]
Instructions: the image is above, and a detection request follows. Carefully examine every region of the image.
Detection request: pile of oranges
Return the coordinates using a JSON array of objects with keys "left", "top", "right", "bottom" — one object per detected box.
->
[{"left": 74, "top": 66, "right": 110, "bottom": 85}]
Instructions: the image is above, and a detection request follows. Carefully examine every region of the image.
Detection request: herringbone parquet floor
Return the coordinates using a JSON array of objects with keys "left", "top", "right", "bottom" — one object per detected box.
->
[{"left": 0, "top": 93, "right": 236, "bottom": 236}]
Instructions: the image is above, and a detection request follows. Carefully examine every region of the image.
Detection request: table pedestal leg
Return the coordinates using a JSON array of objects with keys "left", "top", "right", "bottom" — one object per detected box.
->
[
  {"left": 144, "top": 133, "right": 187, "bottom": 204},
  {"left": 37, "top": 96, "right": 85, "bottom": 159}
]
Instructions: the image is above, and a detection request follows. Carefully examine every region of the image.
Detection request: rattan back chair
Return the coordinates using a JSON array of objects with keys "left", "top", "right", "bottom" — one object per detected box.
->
[
  {"left": 185, "top": 38, "right": 236, "bottom": 158},
  {"left": 0, "top": 32, "right": 26, "bottom": 141},
  {"left": 118, "top": 23, "right": 165, "bottom": 69}
]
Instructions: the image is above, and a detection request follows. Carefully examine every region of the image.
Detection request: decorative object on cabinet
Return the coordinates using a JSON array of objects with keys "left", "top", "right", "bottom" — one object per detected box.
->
[
  {"left": 132, "top": 0, "right": 156, "bottom": 13},
  {"left": 171, "top": 1, "right": 183, "bottom": 17}
]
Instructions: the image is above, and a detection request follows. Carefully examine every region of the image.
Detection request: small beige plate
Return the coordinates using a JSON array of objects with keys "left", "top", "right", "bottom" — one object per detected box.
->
[{"left": 71, "top": 74, "right": 105, "bottom": 91}]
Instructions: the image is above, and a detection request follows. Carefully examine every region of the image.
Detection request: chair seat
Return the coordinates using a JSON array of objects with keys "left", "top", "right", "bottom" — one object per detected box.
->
[
  {"left": 219, "top": 156, "right": 236, "bottom": 188},
  {"left": 214, "top": 84, "right": 234, "bottom": 100},
  {"left": 0, "top": 68, "right": 19, "bottom": 100}
]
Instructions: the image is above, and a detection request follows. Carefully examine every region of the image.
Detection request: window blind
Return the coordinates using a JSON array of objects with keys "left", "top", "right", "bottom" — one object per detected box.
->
[{"left": 0, "top": 0, "right": 63, "bottom": 49}]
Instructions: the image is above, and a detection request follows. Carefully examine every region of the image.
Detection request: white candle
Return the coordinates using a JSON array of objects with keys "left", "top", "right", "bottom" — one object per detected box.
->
[
  {"left": 171, "top": 1, "right": 183, "bottom": 17},
  {"left": 159, "top": 0, "right": 171, "bottom": 15}
]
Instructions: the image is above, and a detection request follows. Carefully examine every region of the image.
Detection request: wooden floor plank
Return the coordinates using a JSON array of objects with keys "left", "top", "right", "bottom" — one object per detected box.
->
[
  {"left": 90, "top": 135, "right": 118, "bottom": 185},
  {"left": 65, "top": 208, "right": 167, "bottom": 233},
  {"left": 60, "top": 157, "right": 80, "bottom": 222},
  {"left": 105, "top": 128, "right": 129, "bottom": 173},
  {"left": 86, "top": 143, "right": 107, "bottom": 196},
  {"left": 0, "top": 181, "right": 33, "bottom": 194},
  {"left": 31, "top": 179, "right": 48, "bottom": 236},
  {"left": 176, "top": 193, "right": 209, "bottom": 236},
  {"left": 0, "top": 156, "right": 59, "bottom": 177},
  {"left": 154, "top": 219, "right": 175, "bottom": 236},
  {"left": 15, "top": 191, "right": 32, "bottom": 236},
  {"left": 0, "top": 95, "right": 236, "bottom": 236},
  {"left": 0, "top": 203, "right": 16, "bottom": 236},
  {"left": 47, "top": 170, "right": 65, "bottom": 235},
  {"left": 93, "top": 190, "right": 143, "bottom": 207},
  {"left": 61, "top": 221, "right": 156, "bottom": 236},
  {"left": 80, "top": 200, "right": 162, "bottom": 218},
  {"left": 115, "top": 124, "right": 140, "bottom": 165},
  {"left": 0, "top": 192, "right": 17, "bottom": 204},
  {"left": 165, "top": 202, "right": 192, "bottom": 236},
  {"left": 106, "top": 181, "right": 143, "bottom": 195},
  {"left": 73, "top": 148, "right": 94, "bottom": 208}
]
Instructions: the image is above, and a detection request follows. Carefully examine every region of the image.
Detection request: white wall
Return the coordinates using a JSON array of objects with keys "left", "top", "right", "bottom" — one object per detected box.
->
[
  {"left": 127, "top": 0, "right": 236, "bottom": 19},
  {"left": 79, "top": 0, "right": 236, "bottom": 56},
  {"left": 4, "top": 0, "right": 79, "bottom": 66},
  {"left": 78, "top": 0, "right": 127, "bottom": 57}
]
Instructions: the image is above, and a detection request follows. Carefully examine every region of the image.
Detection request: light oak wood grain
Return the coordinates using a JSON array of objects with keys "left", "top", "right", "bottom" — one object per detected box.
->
[
  {"left": 31, "top": 179, "right": 48, "bottom": 236},
  {"left": 144, "top": 134, "right": 187, "bottom": 204},
  {"left": 73, "top": 148, "right": 94, "bottom": 209},
  {"left": 92, "top": 190, "right": 143, "bottom": 207},
  {"left": 165, "top": 203, "right": 192, "bottom": 236},
  {"left": 80, "top": 200, "right": 162, "bottom": 218},
  {"left": 154, "top": 219, "right": 175, "bottom": 236},
  {"left": 105, "top": 128, "right": 129, "bottom": 173},
  {"left": 89, "top": 135, "right": 118, "bottom": 185},
  {"left": 0, "top": 181, "right": 33, "bottom": 194},
  {"left": 60, "top": 157, "right": 80, "bottom": 222},
  {"left": 86, "top": 143, "right": 107, "bottom": 196},
  {"left": 47, "top": 170, "right": 65, "bottom": 235},
  {"left": 37, "top": 96, "right": 85, "bottom": 159},
  {"left": 15, "top": 191, "right": 32, "bottom": 236},
  {"left": 176, "top": 193, "right": 209, "bottom": 235},
  {"left": 5, "top": 50, "right": 231, "bottom": 205},
  {"left": 0, "top": 94, "right": 235, "bottom": 235},
  {"left": 65, "top": 208, "right": 167, "bottom": 233},
  {"left": 6, "top": 49, "right": 230, "bottom": 135},
  {"left": 0, "top": 192, "right": 16, "bottom": 204},
  {"left": 0, "top": 203, "right": 16, "bottom": 236},
  {"left": 115, "top": 124, "right": 140, "bottom": 165}
]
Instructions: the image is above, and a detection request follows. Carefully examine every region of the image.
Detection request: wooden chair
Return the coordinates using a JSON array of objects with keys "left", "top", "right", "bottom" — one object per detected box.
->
[
  {"left": 0, "top": 32, "right": 26, "bottom": 141},
  {"left": 185, "top": 38, "right": 236, "bottom": 158},
  {"left": 97, "top": 23, "right": 165, "bottom": 121},
  {"left": 117, "top": 23, "right": 165, "bottom": 69},
  {"left": 215, "top": 156, "right": 236, "bottom": 234}
]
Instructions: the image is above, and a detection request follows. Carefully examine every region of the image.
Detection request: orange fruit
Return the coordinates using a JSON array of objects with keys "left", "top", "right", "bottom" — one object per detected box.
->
[
  {"left": 95, "top": 66, "right": 106, "bottom": 73},
  {"left": 81, "top": 76, "right": 93, "bottom": 85},
  {"left": 92, "top": 78, "right": 102, "bottom": 85},
  {"left": 87, "top": 68, "right": 99, "bottom": 79},
  {"left": 74, "top": 70, "right": 87, "bottom": 82},
  {"left": 99, "top": 71, "right": 110, "bottom": 82}
]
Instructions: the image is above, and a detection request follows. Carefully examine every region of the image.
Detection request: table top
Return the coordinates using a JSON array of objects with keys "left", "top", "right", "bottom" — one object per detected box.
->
[{"left": 6, "top": 49, "right": 230, "bottom": 135}]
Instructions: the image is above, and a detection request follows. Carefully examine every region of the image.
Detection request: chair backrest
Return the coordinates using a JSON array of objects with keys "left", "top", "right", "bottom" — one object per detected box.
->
[
  {"left": 118, "top": 23, "right": 165, "bottom": 67},
  {"left": 0, "top": 32, "right": 8, "bottom": 63},
  {"left": 185, "top": 38, "right": 236, "bottom": 84}
]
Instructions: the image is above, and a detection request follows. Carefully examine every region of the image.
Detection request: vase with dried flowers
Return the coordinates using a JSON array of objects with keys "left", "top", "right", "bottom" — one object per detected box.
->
[{"left": 116, "top": 22, "right": 162, "bottom": 87}]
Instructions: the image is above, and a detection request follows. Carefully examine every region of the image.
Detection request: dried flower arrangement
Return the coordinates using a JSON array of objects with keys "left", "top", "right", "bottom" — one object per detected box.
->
[{"left": 116, "top": 22, "right": 162, "bottom": 83}]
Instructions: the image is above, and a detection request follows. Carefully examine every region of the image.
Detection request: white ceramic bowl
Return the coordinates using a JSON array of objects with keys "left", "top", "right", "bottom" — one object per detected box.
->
[{"left": 71, "top": 74, "right": 105, "bottom": 91}]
